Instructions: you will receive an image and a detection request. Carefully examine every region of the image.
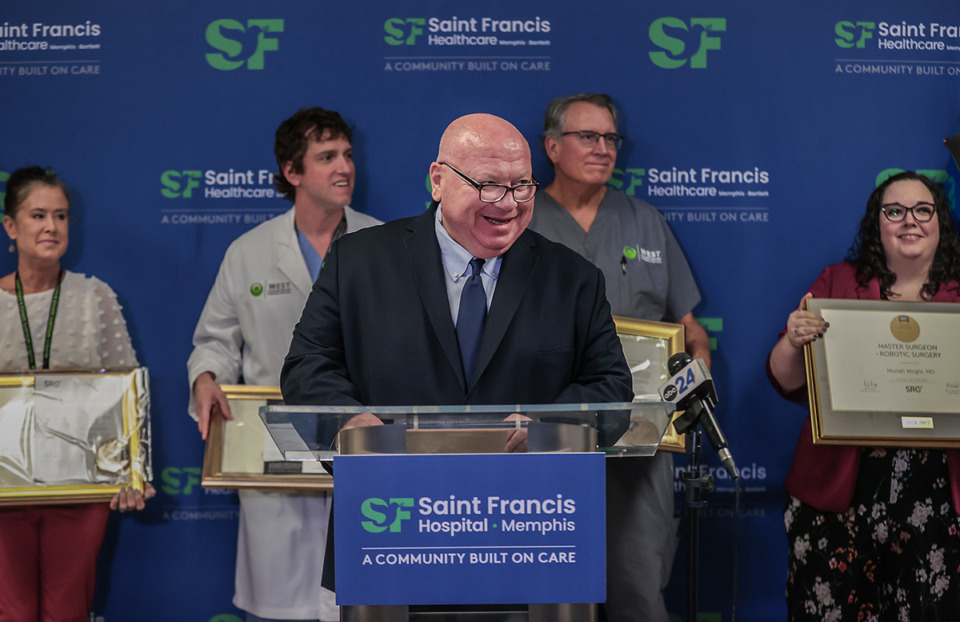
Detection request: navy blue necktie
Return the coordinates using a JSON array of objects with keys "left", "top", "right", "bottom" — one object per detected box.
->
[{"left": 456, "top": 257, "right": 487, "bottom": 384}]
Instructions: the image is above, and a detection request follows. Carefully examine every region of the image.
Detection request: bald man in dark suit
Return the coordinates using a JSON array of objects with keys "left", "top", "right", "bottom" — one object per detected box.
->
[{"left": 282, "top": 113, "right": 631, "bottom": 409}]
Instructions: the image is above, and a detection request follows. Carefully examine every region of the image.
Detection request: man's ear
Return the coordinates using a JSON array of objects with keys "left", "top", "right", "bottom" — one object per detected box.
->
[
  {"left": 543, "top": 136, "right": 561, "bottom": 166},
  {"left": 428, "top": 162, "right": 444, "bottom": 202},
  {"left": 282, "top": 161, "right": 300, "bottom": 187}
]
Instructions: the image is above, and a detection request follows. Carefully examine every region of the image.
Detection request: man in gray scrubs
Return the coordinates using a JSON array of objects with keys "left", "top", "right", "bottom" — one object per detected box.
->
[{"left": 528, "top": 93, "right": 710, "bottom": 622}]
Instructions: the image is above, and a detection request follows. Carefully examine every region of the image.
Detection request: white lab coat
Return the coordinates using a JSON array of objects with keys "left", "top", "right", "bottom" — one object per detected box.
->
[{"left": 187, "top": 206, "right": 381, "bottom": 620}]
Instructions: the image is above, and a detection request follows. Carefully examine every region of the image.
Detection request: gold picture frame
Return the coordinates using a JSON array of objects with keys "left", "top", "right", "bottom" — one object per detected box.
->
[
  {"left": 0, "top": 368, "right": 151, "bottom": 506},
  {"left": 614, "top": 316, "right": 687, "bottom": 452},
  {"left": 202, "top": 385, "right": 332, "bottom": 491},
  {"left": 804, "top": 298, "right": 960, "bottom": 447}
]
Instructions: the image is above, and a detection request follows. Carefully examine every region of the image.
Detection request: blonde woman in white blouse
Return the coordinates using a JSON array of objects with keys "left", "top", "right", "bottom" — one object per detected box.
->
[{"left": 0, "top": 166, "right": 153, "bottom": 621}]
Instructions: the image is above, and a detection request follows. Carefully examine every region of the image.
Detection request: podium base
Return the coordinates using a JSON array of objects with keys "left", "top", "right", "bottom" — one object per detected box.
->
[{"left": 341, "top": 604, "right": 596, "bottom": 621}]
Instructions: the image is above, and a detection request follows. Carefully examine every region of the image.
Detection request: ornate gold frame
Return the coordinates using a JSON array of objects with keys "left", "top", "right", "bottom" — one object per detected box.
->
[
  {"left": 0, "top": 368, "right": 150, "bottom": 506},
  {"left": 202, "top": 385, "right": 332, "bottom": 491},
  {"left": 614, "top": 316, "right": 686, "bottom": 452},
  {"left": 804, "top": 298, "right": 960, "bottom": 447}
]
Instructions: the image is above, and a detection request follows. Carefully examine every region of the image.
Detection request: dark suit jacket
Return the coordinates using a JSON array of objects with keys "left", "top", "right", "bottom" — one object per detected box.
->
[{"left": 281, "top": 205, "right": 632, "bottom": 407}]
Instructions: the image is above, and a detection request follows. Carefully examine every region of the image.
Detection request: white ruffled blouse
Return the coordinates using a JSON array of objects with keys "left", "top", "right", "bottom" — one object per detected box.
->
[{"left": 0, "top": 271, "right": 138, "bottom": 370}]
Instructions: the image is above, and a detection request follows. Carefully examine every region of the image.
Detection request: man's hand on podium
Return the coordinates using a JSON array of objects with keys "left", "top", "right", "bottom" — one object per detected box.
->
[
  {"left": 342, "top": 412, "right": 384, "bottom": 430},
  {"left": 504, "top": 413, "right": 531, "bottom": 453},
  {"left": 335, "top": 412, "right": 384, "bottom": 451}
]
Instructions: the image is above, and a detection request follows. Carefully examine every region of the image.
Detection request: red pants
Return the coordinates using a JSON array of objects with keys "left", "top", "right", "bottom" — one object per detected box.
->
[{"left": 0, "top": 504, "right": 109, "bottom": 622}]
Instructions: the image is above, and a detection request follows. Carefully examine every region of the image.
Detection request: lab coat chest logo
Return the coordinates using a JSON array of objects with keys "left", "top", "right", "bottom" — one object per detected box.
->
[
  {"left": 249, "top": 281, "right": 293, "bottom": 297},
  {"left": 265, "top": 280, "right": 293, "bottom": 296}
]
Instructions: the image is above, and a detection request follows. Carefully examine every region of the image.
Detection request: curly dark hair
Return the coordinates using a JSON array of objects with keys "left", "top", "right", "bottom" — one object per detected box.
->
[
  {"left": 848, "top": 171, "right": 960, "bottom": 299},
  {"left": 3, "top": 166, "right": 69, "bottom": 219},
  {"left": 273, "top": 107, "right": 352, "bottom": 203}
]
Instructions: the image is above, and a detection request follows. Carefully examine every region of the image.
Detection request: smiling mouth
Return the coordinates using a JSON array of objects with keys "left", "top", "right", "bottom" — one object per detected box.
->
[{"left": 484, "top": 215, "right": 513, "bottom": 226}]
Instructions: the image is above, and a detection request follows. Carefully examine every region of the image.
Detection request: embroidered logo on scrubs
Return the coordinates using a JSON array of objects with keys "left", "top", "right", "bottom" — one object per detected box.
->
[
  {"left": 639, "top": 248, "right": 662, "bottom": 264},
  {"left": 266, "top": 281, "right": 293, "bottom": 296},
  {"left": 621, "top": 246, "right": 637, "bottom": 260},
  {"left": 249, "top": 282, "right": 263, "bottom": 296}
]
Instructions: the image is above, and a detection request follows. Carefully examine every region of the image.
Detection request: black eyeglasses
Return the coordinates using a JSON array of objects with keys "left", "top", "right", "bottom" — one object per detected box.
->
[
  {"left": 880, "top": 202, "right": 937, "bottom": 223},
  {"left": 439, "top": 161, "right": 538, "bottom": 203},
  {"left": 560, "top": 130, "right": 624, "bottom": 150}
]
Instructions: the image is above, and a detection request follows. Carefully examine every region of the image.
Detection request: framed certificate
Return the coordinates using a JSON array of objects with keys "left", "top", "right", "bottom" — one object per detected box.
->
[
  {"left": 805, "top": 298, "right": 960, "bottom": 446},
  {"left": 0, "top": 368, "right": 151, "bottom": 506},
  {"left": 202, "top": 385, "right": 332, "bottom": 491},
  {"left": 614, "top": 316, "right": 686, "bottom": 452}
]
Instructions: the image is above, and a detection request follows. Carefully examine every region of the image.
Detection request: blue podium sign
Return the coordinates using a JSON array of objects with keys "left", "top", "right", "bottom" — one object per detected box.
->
[{"left": 334, "top": 453, "right": 605, "bottom": 606}]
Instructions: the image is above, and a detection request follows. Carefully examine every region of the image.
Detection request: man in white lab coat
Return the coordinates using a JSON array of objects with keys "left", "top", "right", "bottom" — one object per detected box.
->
[{"left": 187, "top": 107, "right": 381, "bottom": 622}]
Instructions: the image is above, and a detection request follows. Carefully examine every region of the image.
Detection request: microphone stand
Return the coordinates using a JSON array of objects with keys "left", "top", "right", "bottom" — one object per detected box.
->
[
  {"left": 677, "top": 413, "right": 714, "bottom": 622},
  {"left": 660, "top": 355, "right": 736, "bottom": 621}
]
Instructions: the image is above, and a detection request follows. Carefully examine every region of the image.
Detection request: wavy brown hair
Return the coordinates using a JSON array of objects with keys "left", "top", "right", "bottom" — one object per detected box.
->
[
  {"left": 273, "top": 107, "right": 352, "bottom": 203},
  {"left": 848, "top": 171, "right": 960, "bottom": 299}
]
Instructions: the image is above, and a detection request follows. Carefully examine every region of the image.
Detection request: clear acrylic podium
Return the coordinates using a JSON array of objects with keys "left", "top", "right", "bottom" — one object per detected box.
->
[{"left": 260, "top": 401, "right": 674, "bottom": 622}]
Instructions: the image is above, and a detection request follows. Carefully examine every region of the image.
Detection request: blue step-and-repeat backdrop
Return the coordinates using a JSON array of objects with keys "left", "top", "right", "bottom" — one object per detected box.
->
[{"left": 2, "top": 1, "right": 959, "bottom": 620}]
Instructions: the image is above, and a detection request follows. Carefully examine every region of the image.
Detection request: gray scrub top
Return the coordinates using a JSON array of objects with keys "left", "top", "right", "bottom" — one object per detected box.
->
[{"left": 529, "top": 189, "right": 701, "bottom": 322}]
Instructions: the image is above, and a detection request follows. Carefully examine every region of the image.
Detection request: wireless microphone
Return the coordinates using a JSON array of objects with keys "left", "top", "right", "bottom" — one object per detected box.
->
[{"left": 659, "top": 352, "right": 738, "bottom": 479}]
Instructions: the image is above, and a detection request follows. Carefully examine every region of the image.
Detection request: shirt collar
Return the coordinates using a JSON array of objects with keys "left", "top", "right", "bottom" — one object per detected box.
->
[
  {"left": 296, "top": 226, "right": 324, "bottom": 282},
  {"left": 434, "top": 203, "right": 501, "bottom": 281}
]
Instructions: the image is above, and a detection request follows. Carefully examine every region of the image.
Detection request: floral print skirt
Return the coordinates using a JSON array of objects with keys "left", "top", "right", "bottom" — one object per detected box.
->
[{"left": 784, "top": 448, "right": 960, "bottom": 622}]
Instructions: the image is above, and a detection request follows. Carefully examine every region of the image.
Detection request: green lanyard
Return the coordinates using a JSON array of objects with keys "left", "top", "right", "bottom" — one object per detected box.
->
[{"left": 15, "top": 270, "right": 63, "bottom": 370}]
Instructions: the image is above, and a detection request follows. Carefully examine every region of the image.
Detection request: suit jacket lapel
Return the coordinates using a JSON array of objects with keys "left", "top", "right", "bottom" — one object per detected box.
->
[
  {"left": 471, "top": 231, "right": 538, "bottom": 390},
  {"left": 402, "top": 207, "right": 466, "bottom": 389}
]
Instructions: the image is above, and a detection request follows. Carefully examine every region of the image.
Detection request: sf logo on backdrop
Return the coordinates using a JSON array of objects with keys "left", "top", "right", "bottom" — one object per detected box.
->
[
  {"left": 649, "top": 17, "right": 726, "bottom": 68},
  {"left": 608, "top": 167, "right": 647, "bottom": 196},
  {"left": 206, "top": 18, "right": 284, "bottom": 70},
  {"left": 835, "top": 21, "right": 876, "bottom": 48},
  {"left": 161, "top": 170, "right": 202, "bottom": 198},
  {"left": 383, "top": 18, "right": 426, "bottom": 45},
  {"left": 361, "top": 497, "right": 414, "bottom": 533}
]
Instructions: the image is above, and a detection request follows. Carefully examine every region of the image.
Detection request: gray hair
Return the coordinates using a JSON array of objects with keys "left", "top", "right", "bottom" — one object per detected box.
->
[
  {"left": 541, "top": 94, "right": 619, "bottom": 167},
  {"left": 542, "top": 93, "right": 619, "bottom": 139}
]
